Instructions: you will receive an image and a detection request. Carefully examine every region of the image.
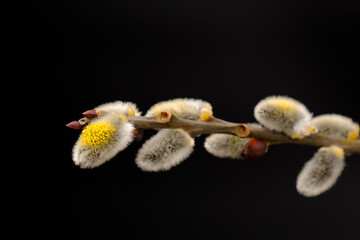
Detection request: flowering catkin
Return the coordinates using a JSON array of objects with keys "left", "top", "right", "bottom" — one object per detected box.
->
[
  {"left": 72, "top": 113, "right": 135, "bottom": 169},
  {"left": 204, "top": 134, "right": 249, "bottom": 159},
  {"left": 311, "top": 114, "right": 359, "bottom": 140},
  {"left": 95, "top": 101, "right": 141, "bottom": 117},
  {"left": 145, "top": 98, "right": 213, "bottom": 121},
  {"left": 135, "top": 129, "right": 195, "bottom": 172},
  {"left": 254, "top": 95, "right": 317, "bottom": 139},
  {"left": 296, "top": 145, "right": 345, "bottom": 197}
]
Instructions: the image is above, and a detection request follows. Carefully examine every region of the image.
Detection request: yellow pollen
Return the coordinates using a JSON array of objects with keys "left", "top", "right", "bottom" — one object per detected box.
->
[
  {"left": 128, "top": 108, "right": 135, "bottom": 117},
  {"left": 81, "top": 122, "right": 116, "bottom": 149},
  {"left": 271, "top": 99, "right": 296, "bottom": 113},
  {"left": 348, "top": 131, "right": 358, "bottom": 140},
  {"left": 291, "top": 133, "right": 303, "bottom": 139},
  {"left": 307, "top": 125, "right": 318, "bottom": 133},
  {"left": 231, "top": 136, "right": 238, "bottom": 145},
  {"left": 231, "top": 136, "right": 238, "bottom": 153},
  {"left": 199, "top": 109, "right": 212, "bottom": 121},
  {"left": 155, "top": 108, "right": 161, "bottom": 115},
  {"left": 119, "top": 114, "right": 127, "bottom": 122},
  {"left": 348, "top": 126, "right": 359, "bottom": 140},
  {"left": 330, "top": 146, "right": 344, "bottom": 159}
]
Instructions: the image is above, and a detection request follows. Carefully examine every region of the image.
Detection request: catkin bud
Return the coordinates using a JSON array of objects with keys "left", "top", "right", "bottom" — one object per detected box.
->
[
  {"left": 254, "top": 95, "right": 317, "bottom": 139},
  {"left": 72, "top": 113, "right": 135, "bottom": 169},
  {"left": 204, "top": 134, "right": 249, "bottom": 159},
  {"left": 296, "top": 145, "right": 345, "bottom": 197},
  {"left": 204, "top": 134, "right": 268, "bottom": 160},
  {"left": 311, "top": 114, "right": 359, "bottom": 140},
  {"left": 66, "top": 121, "right": 83, "bottom": 130},
  {"left": 135, "top": 129, "right": 195, "bottom": 172},
  {"left": 145, "top": 98, "right": 213, "bottom": 121}
]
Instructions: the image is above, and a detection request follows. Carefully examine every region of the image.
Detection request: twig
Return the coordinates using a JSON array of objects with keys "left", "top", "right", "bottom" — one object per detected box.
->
[
  {"left": 127, "top": 112, "right": 250, "bottom": 138},
  {"left": 67, "top": 111, "right": 360, "bottom": 155},
  {"left": 246, "top": 123, "right": 360, "bottom": 155}
]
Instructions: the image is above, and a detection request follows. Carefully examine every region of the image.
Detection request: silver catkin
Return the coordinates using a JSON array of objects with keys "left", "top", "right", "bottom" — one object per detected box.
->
[
  {"left": 135, "top": 129, "right": 195, "bottom": 172},
  {"left": 145, "top": 98, "right": 213, "bottom": 121},
  {"left": 95, "top": 101, "right": 141, "bottom": 117},
  {"left": 311, "top": 114, "right": 359, "bottom": 140},
  {"left": 254, "top": 95, "right": 316, "bottom": 139},
  {"left": 296, "top": 145, "right": 345, "bottom": 197},
  {"left": 72, "top": 114, "right": 135, "bottom": 169},
  {"left": 204, "top": 134, "right": 249, "bottom": 159}
]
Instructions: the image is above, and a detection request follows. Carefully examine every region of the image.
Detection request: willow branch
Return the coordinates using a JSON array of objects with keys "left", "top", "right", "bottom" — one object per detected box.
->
[
  {"left": 246, "top": 123, "right": 360, "bottom": 155},
  {"left": 67, "top": 111, "right": 360, "bottom": 155},
  {"left": 127, "top": 113, "right": 359, "bottom": 155},
  {"left": 127, "top": 112, "right": 250, "bottom": 138}
]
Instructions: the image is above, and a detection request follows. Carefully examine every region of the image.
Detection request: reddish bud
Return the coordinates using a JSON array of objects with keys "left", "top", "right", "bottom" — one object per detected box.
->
[
  {"left": 132, "top": 129, "right": 144, "bottom": 143},
  {"left": 83, "top": 110, "right": 98, "bottom": 118},
  {"left": 242, "top": 138, "right": 268, "bottom": 159},
  {"left": 66, "top": 121, "right": 82, "bottom": 130}
]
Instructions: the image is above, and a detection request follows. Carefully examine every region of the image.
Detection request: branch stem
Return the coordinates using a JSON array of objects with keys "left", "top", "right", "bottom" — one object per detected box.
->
[
  {"left": 246, "top": 123, "right": 360, "bottom": 155},
  {"left": 127, "top": 114, "right": 250, "bottom": 138},
  {"left": 67, "top": 112, "right": 360, "bottom": 155},
  {"left": 126, "top": 115, "right": 360, "bottom": 155}
]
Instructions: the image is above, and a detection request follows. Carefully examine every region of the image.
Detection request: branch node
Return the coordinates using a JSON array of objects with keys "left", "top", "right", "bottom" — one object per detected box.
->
[
  {"left": 79, "top": 117, "right": 90, "bottom": 126},
  {"left": 157, "top": 111, "right": 172, "bottom": 123},
  {"left": 237, "top": 124, "right": 250, "bottom": 138}
]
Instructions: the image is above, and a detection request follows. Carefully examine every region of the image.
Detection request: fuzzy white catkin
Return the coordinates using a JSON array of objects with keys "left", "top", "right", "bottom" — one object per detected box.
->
[
  {"left": 296, "top": 145, "right": 345, "bottom": 197},
  {"left": 145, "top": 98, "right": 213, "bottom": 121},
  {"left": 311, "top": 114, "right": 359, "bottom": 140},
  {"left": 95, "top": 101, "right": 141, "bottom": 117},
  {"left": 254, "top": 95, "right": 316, "bottom": 139},
  {"left": 135, "top": 129, "right": 195, "bottom": 172},
  {"left": 204, "top": 134, "right": 248, "bottom": 159},
  {"left": 72, "top": 114, "right": 135, "bottom": 169}
]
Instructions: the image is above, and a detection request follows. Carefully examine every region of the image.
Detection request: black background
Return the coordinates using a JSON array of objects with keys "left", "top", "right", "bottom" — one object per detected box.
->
[{"left": 9, "top": 0, "right": 360, "bottom": 239}]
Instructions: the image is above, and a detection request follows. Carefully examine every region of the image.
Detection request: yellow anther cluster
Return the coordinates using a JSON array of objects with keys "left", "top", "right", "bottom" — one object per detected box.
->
[
  {"left": 231, "top": 135, "right": 238, "bottom": 153},
  {"left": 330, "top": 146, "right": 344, "bottom": 159},
  {"left": 119, "top": 114, "right": 127, "bottom": 122},
  {"left": 271, "top": 99, "right": 296, "bottom": 113},
  {"left": 199, "top": 104, "right": 213, "bottom": 121},
  {"left": 348, "top": 128, "right": 359, "bottom": 140},
  {"left": 320, "top": 145, "right": 344, "bottom": 159},
  {"left": 128, "top": 108, "right": 135, "bottom": 117},
  {"left": 81, "top": 122, "right": 116, "bottom": 149},
  {"left": 199, "top": 111, "right": 212, "bottom": 121}
]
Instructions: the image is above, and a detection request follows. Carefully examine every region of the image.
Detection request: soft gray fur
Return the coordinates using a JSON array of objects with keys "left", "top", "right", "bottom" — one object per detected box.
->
[
  {"left": 135, "top": 129, "right": 195, "bottom": 172},
  {"left": 145, "top": 98, "right": 212, "bottom": 120},
  {"left": 311, "top": 114, "right": 359, "bottom": 139},
  {"left": 254, "top": 95, "right": 314, "bottom": 138},
  {"left": 73, "top": 114, "right": 135, "bottom": 169},
  {"left": 204, "top": 134, "right": 249, "bottom": 159},
  {"left": 296, "top": 146, "right": 345, "bottom": 197}
]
